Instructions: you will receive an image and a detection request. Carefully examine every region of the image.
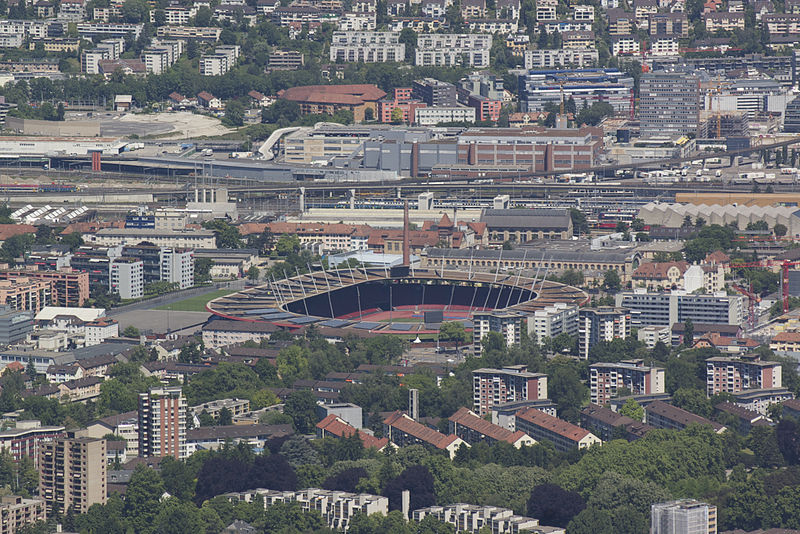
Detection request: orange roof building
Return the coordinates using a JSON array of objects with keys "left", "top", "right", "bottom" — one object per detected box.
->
[
  {"left": 448, "top": 407, "right": 535, "bottom": 448},
  {"left": 278, "top": 84, "right": 387, "bottom": 122},
  {"left": 515, "top": 408, "right": 601, "bottom": 452},
  {"left": 316, "top": 414, "right": 389, "bottom": 450},
  {"left": 383, "top": 411, "right": 467, "bottom": 458}
]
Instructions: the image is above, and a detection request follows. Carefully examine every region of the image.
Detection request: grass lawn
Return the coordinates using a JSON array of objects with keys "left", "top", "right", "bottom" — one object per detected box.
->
[{"left": 155, "top": 289, "right": 234, "bottom": 312}]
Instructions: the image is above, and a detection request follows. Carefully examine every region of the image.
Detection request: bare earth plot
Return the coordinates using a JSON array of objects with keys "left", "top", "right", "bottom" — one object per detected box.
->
[{"left": 100, "top": 111, "right": 235, "bottom": 139}]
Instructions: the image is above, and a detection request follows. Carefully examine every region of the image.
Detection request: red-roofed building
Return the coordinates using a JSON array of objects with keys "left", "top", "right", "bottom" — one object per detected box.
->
[
  {"left": 693, "top": 332, "right": 759, "bottom": 354},
  {"left": 316, "top": 414, "right": 390, "bottom": 450},
  {"left": 515, "top": 408, "right": 601, "bottom": 452},
  {"left": 197, "top": 91, "right": 222, "bottom": 110},
  {"left": 770, "top": 331, "right": 800, "bottom": 352},
  {"left": 632, "top": 261, "right": 688, "bottom": 290},
  {"left": 278, "top": 84, "right": 387, "bottom": 122},
  {"left": 448, "top": 407, "right": 535, "bottom": 448},
  {"left": 0, "top": 224, "right": 36, "bottom": 242},
  {"left": 383, "top": 411, "right": 467, "bottom": 458}
]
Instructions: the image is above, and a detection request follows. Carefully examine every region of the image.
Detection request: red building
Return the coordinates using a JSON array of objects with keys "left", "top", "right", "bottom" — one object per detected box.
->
[
  {"left": 467, "top": 94, "right": 502, "bottom": 122},
  {"left": 377, "top": 87, "right": 426, "bottom": 124}
]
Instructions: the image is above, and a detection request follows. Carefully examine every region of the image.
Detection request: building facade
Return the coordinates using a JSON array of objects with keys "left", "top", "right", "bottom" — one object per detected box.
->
[
  {"left": 590, "top": 361, "right": 666, "bottom": 405},
  {"left": 706, "top": 356, "right": 782, "bottom": 396},
  {"left": 472, "top": 365, "right": 548, "bottom": 416},
  {"left": 138, "top": 386, "right": 187, "bottom": 459},
  {"left": 651, "top": 500, "right": 718, "bottom": 534},
  {"left": 639, "top": 73, "right": 700, "bottom": 137},
  {"left": 578, "top": 307, "right": 630, "bottom": 359},
  {"left": 39, "top": 437, "right": 106, "bottom": 515}
]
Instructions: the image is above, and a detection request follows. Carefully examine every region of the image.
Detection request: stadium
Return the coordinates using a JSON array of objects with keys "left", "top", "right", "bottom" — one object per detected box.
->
[
  {"left": 207, "top": 205, "right": 587, "bottom": 336},
  {"left": 205, "top": 265, "right": 588, "bottom": 336}
]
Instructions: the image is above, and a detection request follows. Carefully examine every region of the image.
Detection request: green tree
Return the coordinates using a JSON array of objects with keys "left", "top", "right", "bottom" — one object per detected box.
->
[
  {"left": 775, "top": 223, "right": 788, "bottom": 237},
  {"left": 202, "top": 220, "right": 242, "bottom": 249},
  {"left": 547, "top": 358, "right": 588, "bottom": 423},
  {"left": 438, "top": 321, "right": 468, "bottom": 344},
  {"left": 246, "top": 265, "right": 260, "bottom": 282},
  {"left": 683, "top": 319, "right": 694, "bottom": 346},
  {"left": 284, "top": 390, "right": 317, "bottom": 434},
  {"left": 223, "top": 100, "right": 244, "bottom": 127},
  {"left": 124, "top": 465, "right": 166, "bottom": 534},
  {"left": 618, "top": 398, "right": 644, "bottom": 422},
  {"left": 121, "top": 0, "right": 149, "bottom": 22},
  {"left": 603, "top": 270, "right": 621, "bottom": 292}
]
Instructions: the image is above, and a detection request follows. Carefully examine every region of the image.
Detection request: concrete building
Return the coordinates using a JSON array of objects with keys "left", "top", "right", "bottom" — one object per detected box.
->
[
  {"left": 110, "top": 258, "right": 143, "bottom": 300},
  {"left": 227, "top": 488, "right": 388, "bottom": 532},
  {"left": 638, "top": 324, "right": 670, "bottom": 348},
  {"left": 651, "top": 500, "right": 718, "bottom": 534},
  {"left": 84, "top": 319, "right": 118, "bottom": 347},
  {"left": 590, "top": 360, "right": 665, "bottom": 405},
  {"left": 0, "top": 278, "right": 50, "bottom": 314},
  {"left": 415, "top": 34, "right": 492, "bottom": 67},
  {"left": 88, "top": 228, "right": 216, "bottom": 249},
  {"left": 524, "top": 48, "right": 598, "bottom": 68},
  {"left": 383, "top": 411, "right": 466, "bottom": 458},
  {"left": 412, "top": 78, "right": 458, "bottom": 106},
  {"left": 278, "top": 84, "right": 386, "bottom": 123},
  {"left": 578, "top": 307, "right": 630, "bottom": 359},
  {"left": 414, "top": 106, "right": 476, "bottom": 125},
  {"left": 0, "top": 422, "right": 65, "bottom": 467},
  {"left": 201, "top": 319, "right": 280, "bottom": 349},
  {"left": 472, "top": 311, "right": 526, "bottom": 354},
  {"left": 448, "top": 407, "right": 536, "bottom": 448},
  {"left": 82, "top": 412, "right": 138, "bottom": 458},
  {"left": 472, "top": 365, "right": 548, "bottom": 416},
  {"left": 0, "top": 270, "right": 89, "bottom": 308},
  {"left": 706, "top": 356, "right": 782, "bottom": 396},
  {"left": 0, "top": 306, "right": 33, "bottom": 346},
  {"left": 531, "top": 303, "right": 578, "bottom": 343},
  {"left": 199, "top": 45, "right": 240, "bottom": 76},
  {"left": 616, "top": 290, "right": 744, "bottom": 328},
  {"left": 645, "top": 401, "right": 726, "bottom": 433},
  {"left": 138, "top": 386, "right": 187, "bottom": 459},
  {"left": 329, "top": 31, "right": 405, "bottom": 62},
  {"left": 413, "top": 504, "right": 559, "bottom": 534},
  {"left": 519, "top": 69, "right": 634, "bottom": 116},
  {"left": 580, "top": 404, "right": 652, "bottom": 442},
  {"left": 0, "top": 495, "right": 46, "bottom": 534},
  {"left": 39, "top": 437, "right": 106, "bottom": 515},
  {"left": 639, "top": 72, "right": 701, "bottom": 137},
  {"left": 515, "top": 408, "right": 601, "bottom": 452},
  {"left": 315, "top": 402, "right": 362, "bottom": 429},
  {"left": 733, "top": 387, "right": 794, "bottom": 416}
]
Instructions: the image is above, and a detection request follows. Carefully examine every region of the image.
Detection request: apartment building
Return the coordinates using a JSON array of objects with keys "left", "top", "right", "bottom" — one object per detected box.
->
[
  {"left": 378, "top": 88, "right": 427, "bottom": 124},
  {"left": 562, "top": 30, "right": 595, "bottom": 49},
  {"left": 200, "top": 45, "right": 241, "bottom": 76},
  {"left": 515, "top": 408, "right": 601, "bottom": 452},
  {"left": 648, "top": 12, "right": 689, "bottom": 36},
  {"left": 638, "top": 325, "right": 670, "bottom": 348},
  {"left": 383, "top": 411, "right": 466, "bottom": 458},
  {"left": 770, "top": 331, "right": 800, "bottom": 352},
  {"left": 268, "top": 50, "right": 305, "bottom": 69},
  {"left": 0, "top": 306, "right": 33, "bottom": 345},
  {"left": 201, "top": 319, "right": 280, "bottom": 349},
  {"left": 156, "top": 26, "right": 222, "bottom": 40},
  {"left": 414, "top": 106, "right": 476, "bottom": 125},
  {"left": 651, "top": 500, "right": 718, "bottom": 534},
  {"left": 88, "top": 228, "right": 216, "bottom": 248},
  {"left": 83, "top": 411, "right": 139, "bottom": 458},
  {"left": 39, "top": 437, "right": 106, "bottom": 515},
  {"left": 631, "top": 261, "right": 688, "bottom": 290},
  {"left": 763, "top": 13, "right": 800, "bottom": 34},
  {"left": 84, "top": 319, "right": 119, "bottom": 347},
  {"left": 519, "top": 69, "right": 634, "bottom": 116},
  {"left": 415, "top": 34, "right": 491, "bottom": 67},
  {"left": 590, "top": 360, "right": 665, "bottom": 405},
  {"left": 0, "top": 495, "right": 46, "bottom": 534},
  {"left": 524, "top": 48, "right": 599, "bottom": 69},
  {"left": 616, "top": 290, "right": 744, "bottom": 328},
  {"left": 330, "top": 31, "right": 405, "bottom": 62},
  {"left": 612, "top": 35, "right": 641, "bottom": 56},
  {"left": 316, "top": 414, "right": 389, "bottom": 450},
  {"left": 138, "top": 386, "right": 187, "bottom": 459},
  {"left": 0, "top": 278, "right": 50, "bottom": 314},
  {"left": 0, "top": 270, "right": 89, "bottom": 307},
  {"left": 703, "top": 11, "right": 745, "bottom": 31},
  {"left": 412, "top": 78, "right": 458, "bottom": 106},
  {"left": 706, "top": 356, "right": 782, "bottom": 396},
  {"left": 472, "top": 365, "right": 548, "bottom": 416},
  {"left": 645, "top": 401, "right": 726, "bottom": 432},
  {"left": 109, "top": 258, "right": 143, "bottom": 300},
  {"left": 227, "top": 488, "right": 388, "bottom": 532},
  {"left": 472, "top": 311, "right": 526, "bottom": 354},
  {"left": 448, "top": 407, "right": 535, "bottom": 448},
  {"left": 607, "top": 8, "right": 635, "bottom": 34},
  {"left": 77, "top": 22, "right": 144, "bottom": 40},
  {"left": 0, "top": 422, "right": 65, "bottom": 467},
  {"left": 580, "top": 404, "right": 652, "bottom": 442},
  {"left": 639, "top": 72, "right": 701, "bottom": 137},
  {"left": 531, "top": 303, "right": 578, "bottom": 343},
  {"left": 413, "top": 504, "right": 554, "bottom": 534},
  {"left": 160, "top": 6, "right": 197, "bottom": 24},
  {"left": 733, "top": 388, "right": 794, "bottom": 415},
  {"left": 578, "top": 307, "right": 630, "bottom": 360}
]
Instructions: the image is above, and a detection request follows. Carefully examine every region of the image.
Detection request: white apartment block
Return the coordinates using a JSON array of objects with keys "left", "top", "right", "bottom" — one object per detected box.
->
[
  {"left": 0, "top": 35, "right": 24, "bottom": 48},
  {"left": 338, "top": 12, "right": 377, "bottom": 30},
  {"left": 81, "top": 49, "right": 108, "bottom": 74},
  {"left": 415, "top": 106, "right": 476, "bottom": 125},
  {"left": 330, "top": 31, "right": 405, "bottom": 62},
  {"left": 649, "top": 36, "right": 679, "bottom": 56},
  {"left": 530, "top": 303, "right": 579, "bottom": 343},
  {"left": 160, "top": 248, "right": 194, "bottom": 289},
  {"left": 110, "top": 259, "right": 143, "bottom": 300},
  {"left": 59, "top": 0, "right": 87, "bottom": 20},
  {"left": 612, "top": 35, "right": 641, "bottom": 55},
  {"left": 572, "top": 4, "right": 595, "bottom": 20},
  {"left": 415, "top": 33, "right": 491, "bottom": 67},
  {"left": 228, "top": 489, "right": 388, "bottom": 531},
  {"left": 161, "top": 6, "right": 197, "bottom": 25},
  {"left": 537, "top": 3, "right": 556, "bottom": 21},
  {"left": 524, "top": 48, "right": 599, "bottom": 68},
  {"left": 77, "top": 23, "right": 144, "bottom": 41},
  {"left": 413, "top": 504, "right": 551, "bottom": 534},
  {"left": 472, "top": 311, "right": 525, "bottom": 353},
  {"left": 84, "top": 319, "right": 119, "bottom": 346},
  {"left": 200, "top": 53, "right": 232, "bottom": 76},
  {"left": 0, "top": 20, "right": 49, "bottom": 40},
  {"left": 142, "top": 49, "right": 171, "bottom": 74}
]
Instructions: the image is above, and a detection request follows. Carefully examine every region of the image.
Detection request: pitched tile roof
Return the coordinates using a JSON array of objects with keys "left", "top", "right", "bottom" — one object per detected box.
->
[
  {"left": 383, "top": 411, "right": 459, "bottom": 449},
  {"left": 516, "top": 408, "right": 592, "bottom": 442},
  {"left": 448, "top": 407, "right": 530, "bottom": 444},
  {"left": 316, "top": 414, "right": 389, "bottom": 449}
]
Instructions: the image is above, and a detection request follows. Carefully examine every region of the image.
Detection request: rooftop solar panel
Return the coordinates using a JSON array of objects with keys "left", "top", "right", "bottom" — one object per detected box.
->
[
  {"left": 288, "top": 316, "right": 321, "bottom": 324},
  {"left": 319, "top": 319, "right": 352, "bottom": 328},
  {"left": 389, "top": 323, "right": 415, "bottom": 331},
  {"left": 352, "top": 322, "right": 381, "bottom": 330}
]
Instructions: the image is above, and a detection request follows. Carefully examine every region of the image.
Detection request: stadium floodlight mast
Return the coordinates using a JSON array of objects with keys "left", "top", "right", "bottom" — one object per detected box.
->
[
  {"left": 506, "top": 249, "right": 528, "bottom": 309},
  {"left": 295, "top": 267, "right": 310, "bottom": 317},
  {"left": 306, "top": 263, "right": 318, "bottom": 293},
  {"left": 323, "top": 268, "right": 335, "bottom": 318}
]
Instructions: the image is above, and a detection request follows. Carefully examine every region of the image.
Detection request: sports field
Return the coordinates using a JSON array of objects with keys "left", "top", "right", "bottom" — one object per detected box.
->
[{"left": 156, "top": 289, "right": 235, "bottom": 312}]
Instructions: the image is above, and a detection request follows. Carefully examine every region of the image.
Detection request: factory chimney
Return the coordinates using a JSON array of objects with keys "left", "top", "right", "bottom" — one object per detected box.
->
[{"left": 403, "top": 200, "right": 410, "bottom": 266}]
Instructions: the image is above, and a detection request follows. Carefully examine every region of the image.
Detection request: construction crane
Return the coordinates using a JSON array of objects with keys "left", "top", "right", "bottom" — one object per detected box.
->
[
  {"left": 729, "top": 259, "right": 800, "bottom": 315},
  {"left": 731, "top": 282, "right": 759, "bottom": 329}
]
